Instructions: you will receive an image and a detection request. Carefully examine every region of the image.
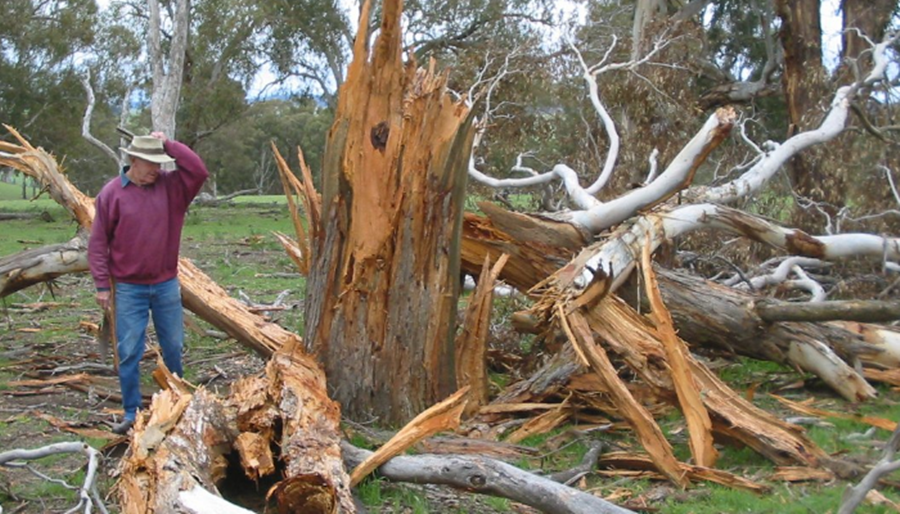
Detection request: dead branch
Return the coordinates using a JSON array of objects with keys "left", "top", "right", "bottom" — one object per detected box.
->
[
  {"left": 0, "top": 441, "right": 107, "bottom": 514},
  {"left": 839, "top": 423, "right": 900, "bottom": 514},
  {"left": 341, "top": 441, "right": 637, "bottom": 514},
  {"left": 757, "top": 300, "right": 900, "bottom": 323}
]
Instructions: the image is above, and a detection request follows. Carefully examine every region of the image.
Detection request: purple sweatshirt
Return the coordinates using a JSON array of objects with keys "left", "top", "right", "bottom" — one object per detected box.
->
[{"left": 88, "top": 140, "right": 209, "bottom": 290}]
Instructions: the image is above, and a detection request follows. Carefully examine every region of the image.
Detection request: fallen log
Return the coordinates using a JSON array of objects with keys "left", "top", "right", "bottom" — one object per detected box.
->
[
  {"left": 0, "top": 232, "right": 88, "bottom": 297},
  {"left": 234, "top": 347, "right": 355, "bottom": 512},
  {"left": 617, "top": 267, "right": 880, "bottom": 401},
  {"left": 756, "top": 299, "right": 900, "bottom": 323},
  {"left": 117, "top": 386, "right": 237, "bottom": 513},
  {"left": 341, "top": 441, "right": 636, "bottom": 514}
]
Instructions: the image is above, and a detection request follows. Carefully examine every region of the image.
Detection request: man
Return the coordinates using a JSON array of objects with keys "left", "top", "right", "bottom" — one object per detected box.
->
[{"left": 88, "top": 132, "right": 209, "bottom": 435}]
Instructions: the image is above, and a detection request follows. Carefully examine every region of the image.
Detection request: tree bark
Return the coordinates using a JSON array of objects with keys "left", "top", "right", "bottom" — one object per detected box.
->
[
  {"left": 756, "top": 299, "right": 900, "bottom": 323},
  {"left": 304, "top": 0, "right": 475, "bottom": 424},
  {"left": 231, "top": 349, "right": 355, "bottom": 512},
  {"left": 775, "top": 0, "right": 842, "bottom": 230}
]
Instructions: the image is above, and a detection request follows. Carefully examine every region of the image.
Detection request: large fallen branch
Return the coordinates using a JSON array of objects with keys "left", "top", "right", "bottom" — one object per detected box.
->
[
  {"left": 341, "top": 441, "right": 636, "bottom": 514},
  {"left": 0, "top": 232, "right": 88, "bottom": 297}
]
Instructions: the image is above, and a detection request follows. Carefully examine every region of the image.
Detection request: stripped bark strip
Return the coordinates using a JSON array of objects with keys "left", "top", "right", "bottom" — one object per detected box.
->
[
  {"left": 505, "top": 404, "right": 571, "bottom": 444},
  {"left": 560, "top": 307, "right": 689, "bottom": 487},
  {"left": 771, "top": 394, "right": 897, "bottom": 432},
  {"left": 456, "top": 253, "right": 509, "bottom": 416},
  {"left": 771, "top": 466, "right": 836, "bottom": 482},
  {"left": 271, "top": 231, "right": 306, "bottom": 277},
  {"left": 597, "top": 452, "right": 767, "bottom": 492},
  {"left": 863, "top": 368, "right": 900, "bottom": 386},
  {"left": 350, "top": 387, "right": 469, "bottom": 487},
  {"left": 641, "top": 238, "right": 717, "bottom": 468}
]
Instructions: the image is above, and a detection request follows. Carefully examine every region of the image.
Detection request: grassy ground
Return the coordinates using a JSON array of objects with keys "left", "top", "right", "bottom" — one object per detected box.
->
[{"left": 1, "top": 188, "right": 900, "bottom": 513}]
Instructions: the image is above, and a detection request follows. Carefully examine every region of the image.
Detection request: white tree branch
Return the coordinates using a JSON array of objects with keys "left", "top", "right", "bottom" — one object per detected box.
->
[
  {"left": 693, "top": 32, "right": 897, "bottom": 206},
  {"left": 0, "top": 442, "right": 105, "bottom": 514},
  {"left": 562, "top": 108, "right": 736, "bottom": 233},
  {"left": 79, "top": 70, "right": 123, "bottom": 168},
  {"left": 839, "top": 423, "right": 900, "bottom": 514}
]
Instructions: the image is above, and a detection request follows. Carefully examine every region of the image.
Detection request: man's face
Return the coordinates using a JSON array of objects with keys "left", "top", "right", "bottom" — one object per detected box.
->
[{"left": 129, "top": 157, "right": 161, "bottom": 186}]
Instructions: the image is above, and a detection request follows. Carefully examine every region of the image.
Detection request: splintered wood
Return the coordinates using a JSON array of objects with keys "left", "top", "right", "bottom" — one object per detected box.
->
[
  {"left": 460, "top": 210, "right": 839, "bottom": 486},
  {"left": 302, "top": 0, "right": 474, "bottom": 425},
  {"left": 350, "top": 387, "right": 469, "bottom": 486},
  {"left": 273, "top": 142, "right": 321, "bottom": 275},
  {"left": 560, "top": 307, "right": 688, "bottom": 487},
  {"left": 456, "top": 254, "right": 509, "bottom": 416},
  {"left": 119, "top": 348, "right": 354, "bottom": 513},
  {"left": 640, "top": 238, "right": 716, "bottom": 468}
]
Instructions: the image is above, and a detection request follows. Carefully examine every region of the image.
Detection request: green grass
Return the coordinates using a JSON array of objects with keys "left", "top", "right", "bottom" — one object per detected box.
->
[
  {"left": 356, "top": 476, "right": 430, "bottom": 513},
  {"left": 664, "top": 482, "right": 846, "bottom": 514}
]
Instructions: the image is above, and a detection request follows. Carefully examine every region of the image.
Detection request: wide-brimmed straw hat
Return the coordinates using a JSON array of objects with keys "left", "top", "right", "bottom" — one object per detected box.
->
[{"left": 120, "top": 136, "right": 174, "bottom": 164}]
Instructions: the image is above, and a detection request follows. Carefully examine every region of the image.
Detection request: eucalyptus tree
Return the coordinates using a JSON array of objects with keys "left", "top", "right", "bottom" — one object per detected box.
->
[{"left": 0, "top": 0, "right": 100, "bottom": 190}]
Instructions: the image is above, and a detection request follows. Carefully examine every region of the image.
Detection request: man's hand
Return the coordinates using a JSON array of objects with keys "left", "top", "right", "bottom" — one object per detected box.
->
[
  {"left": 96, "top": 290, "right": 111, "bottom": 311},
  {"left": 150, "top": 131, "right": 168, "bottom": 142}
]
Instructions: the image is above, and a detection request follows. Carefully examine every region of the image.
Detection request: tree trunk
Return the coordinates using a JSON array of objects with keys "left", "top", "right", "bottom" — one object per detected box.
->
[
  {"left": 303, "top": 0, "right": 475, "bottom": 424},
  {"left": 841, "top": 0, "right": 897, "bottom": 68},
  {"left": 148, "top": 0, "right": 189, "bottom": 135},
  {"left": 775, "top": 0, "right": 841, "bottom": 231}
]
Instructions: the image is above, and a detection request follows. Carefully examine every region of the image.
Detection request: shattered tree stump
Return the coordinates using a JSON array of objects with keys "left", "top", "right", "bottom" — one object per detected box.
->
[{"left": 302, "top": 0, "right": 475, "bottom": 424}]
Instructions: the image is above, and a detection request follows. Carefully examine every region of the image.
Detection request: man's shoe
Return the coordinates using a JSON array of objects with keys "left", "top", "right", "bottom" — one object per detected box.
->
[{"left": 111, "top": 418, "right": 134, "bottom": 435}]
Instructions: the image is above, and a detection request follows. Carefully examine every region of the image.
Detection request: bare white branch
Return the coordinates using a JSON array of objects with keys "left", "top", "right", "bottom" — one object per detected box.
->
[
  {"left": 786, "top": 265, "right": 827, "bottom": 302},
  {"left": 0, "top": 442, "right": 105, "bottom": 514},
  {"left": 79, "top": 70, "right": 123, "bottom": 168},
  {"left": 839, "top": 423, "right": 900, "bottom": 514}
]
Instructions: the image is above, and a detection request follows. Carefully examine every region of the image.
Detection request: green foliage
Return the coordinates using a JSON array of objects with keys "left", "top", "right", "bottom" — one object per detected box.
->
[{"left": 194, "top": 98, "right": 333, "bottom": 195}]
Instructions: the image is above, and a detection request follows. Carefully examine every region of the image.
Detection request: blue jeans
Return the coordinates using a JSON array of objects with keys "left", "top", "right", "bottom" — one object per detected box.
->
[{"left": 114, "top": 278, "right": 184, "bottom": 421}]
